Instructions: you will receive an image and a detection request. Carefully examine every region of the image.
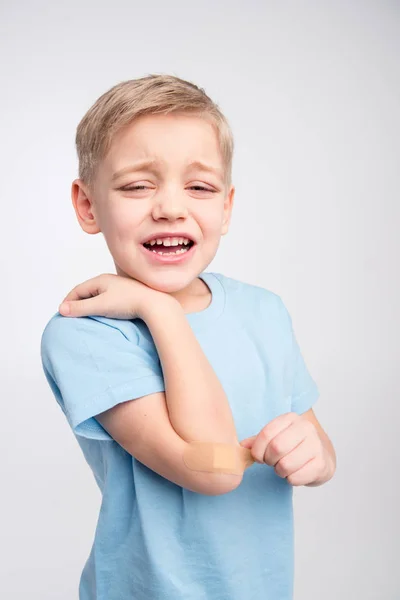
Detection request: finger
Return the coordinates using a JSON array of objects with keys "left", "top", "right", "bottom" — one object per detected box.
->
[
  {"left": 59, "top": 295, "right": 105, "bottom": 317},
  {"left": 61, "top": 276, "right": 105, "bottom": 303},
  {"left": 239, "top": 435, "right": 257, "bottom": 449},
  {"left": 264, "top": 419, "right": 311, "bottom": 466},
  {"left": 287, "top": 457, "right": 321, "bottom": 486},
  {"left": 274, "top": 439, "right": 317, "bottom": 478},
  {"left": 251, "top": 413, "right": 299, "bottom": 464}
]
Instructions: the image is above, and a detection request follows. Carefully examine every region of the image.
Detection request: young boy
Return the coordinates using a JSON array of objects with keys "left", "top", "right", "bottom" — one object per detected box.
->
[{"left": 41, "top": 74, "right": 336, "bottom": 600}]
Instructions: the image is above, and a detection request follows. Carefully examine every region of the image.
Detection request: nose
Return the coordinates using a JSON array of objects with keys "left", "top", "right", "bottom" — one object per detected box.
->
[{"left": 151, "top": 191, "right": 188, "bottom": 221}]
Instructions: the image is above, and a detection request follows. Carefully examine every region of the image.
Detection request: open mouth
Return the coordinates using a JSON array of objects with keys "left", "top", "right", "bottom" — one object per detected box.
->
[{"left": 143, "top": 239, "right": 195, "bottom": 256}]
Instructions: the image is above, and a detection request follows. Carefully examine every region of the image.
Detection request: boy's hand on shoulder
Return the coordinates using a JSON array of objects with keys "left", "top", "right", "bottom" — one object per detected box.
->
[
  {"left": 58, "top": 273, "right": 174, "bottom": 319},
  {"left": 240, "top": 411, "right": 335, "bottom": 486}
]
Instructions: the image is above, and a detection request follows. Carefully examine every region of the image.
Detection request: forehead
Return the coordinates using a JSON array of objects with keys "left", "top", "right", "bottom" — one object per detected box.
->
[{"left": 106, "top": 113, "right": 223, "bottom": 170}]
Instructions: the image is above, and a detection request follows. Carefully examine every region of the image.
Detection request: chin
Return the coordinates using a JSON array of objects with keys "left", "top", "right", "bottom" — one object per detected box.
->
[{"left": 142, "top": 270, "right": 197, "bottom": 294}]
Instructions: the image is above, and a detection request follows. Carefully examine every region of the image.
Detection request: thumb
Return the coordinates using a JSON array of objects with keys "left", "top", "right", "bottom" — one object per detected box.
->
[
  {"left": 59, "top": 296, "right": 102, "bottom": 317},
  {"left": 239, "top": 435, "right": 257, "bottom": 449}
]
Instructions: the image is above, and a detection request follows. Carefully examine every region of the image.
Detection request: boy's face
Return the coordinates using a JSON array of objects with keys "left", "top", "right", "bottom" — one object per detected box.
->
[{"left": 72, "top": 112, "right": 234, "bottom": 294}]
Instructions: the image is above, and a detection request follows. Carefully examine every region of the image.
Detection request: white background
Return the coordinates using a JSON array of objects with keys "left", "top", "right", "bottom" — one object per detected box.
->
[{"left": 1, "top": 1, "right": 399, "bottom": 598}]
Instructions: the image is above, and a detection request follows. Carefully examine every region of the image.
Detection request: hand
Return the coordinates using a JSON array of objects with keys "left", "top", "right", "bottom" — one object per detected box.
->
[
  {"left": 58, "top": 273, "right": 171, "bottom": 320},
  {"left": 239, "top": 412, "right": 332, "bottom": 486}
]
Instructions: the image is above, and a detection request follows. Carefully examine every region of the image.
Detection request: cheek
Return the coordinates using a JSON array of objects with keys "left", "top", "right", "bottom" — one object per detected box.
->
[
  {"left": 196, "top": 205, "right": 225, "bottom": 235},
  {"left": 100, "top": 203, "right": 143, "bottom": 240}
]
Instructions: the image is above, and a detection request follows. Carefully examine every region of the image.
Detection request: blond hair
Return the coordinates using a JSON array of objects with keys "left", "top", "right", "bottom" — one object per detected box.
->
[{"left": 76, "top": 74, "right": 234, "bottom": 188}]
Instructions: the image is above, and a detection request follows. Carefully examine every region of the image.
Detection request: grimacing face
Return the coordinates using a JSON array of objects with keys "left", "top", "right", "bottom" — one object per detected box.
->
[{"left": 72, "top": 112, "right": 234, "bottom": 300}]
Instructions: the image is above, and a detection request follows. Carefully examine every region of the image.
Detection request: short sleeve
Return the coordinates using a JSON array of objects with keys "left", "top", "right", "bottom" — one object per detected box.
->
[
  {"left": 40, "top": 313, "right": 165, "bottom": 441},
  {"left": 278, "top": 298, "right": 320, "bottom": 414}
]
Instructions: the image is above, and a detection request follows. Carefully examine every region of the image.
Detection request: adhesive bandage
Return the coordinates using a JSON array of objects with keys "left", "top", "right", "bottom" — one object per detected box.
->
[{"left": 183, "top": 441, "right": 255, "bottom": 475}]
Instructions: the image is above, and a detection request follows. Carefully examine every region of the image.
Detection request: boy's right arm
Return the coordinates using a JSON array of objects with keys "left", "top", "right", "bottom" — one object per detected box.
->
[
  {"left": 95, "top": 296, "right": 242, "bottom": 497},
  {"left": 95, "top": 389, "right": 239, "bottom": 496}
]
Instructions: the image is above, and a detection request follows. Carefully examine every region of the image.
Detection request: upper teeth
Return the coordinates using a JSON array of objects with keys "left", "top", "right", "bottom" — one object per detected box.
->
[{"left": 146, "top": 237, "right": 191, "bottom": 246}]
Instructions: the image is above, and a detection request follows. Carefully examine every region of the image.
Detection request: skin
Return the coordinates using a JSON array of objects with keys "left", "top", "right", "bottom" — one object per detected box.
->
[
  {"left": 61, "top": 112, "right": 336, "bottom": 486},
  {"left": 240, "top": 411, "right": 336, "bottom": 486}
]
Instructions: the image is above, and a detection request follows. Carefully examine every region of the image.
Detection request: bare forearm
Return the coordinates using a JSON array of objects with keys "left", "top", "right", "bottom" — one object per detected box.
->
[{"left": 142, "top": 298, "right": 238, "bottom": 444}]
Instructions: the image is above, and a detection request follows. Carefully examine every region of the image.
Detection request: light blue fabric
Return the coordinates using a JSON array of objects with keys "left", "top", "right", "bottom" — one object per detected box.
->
[{"left": 40, "top": 271, "right": 319, "bottom": 600}]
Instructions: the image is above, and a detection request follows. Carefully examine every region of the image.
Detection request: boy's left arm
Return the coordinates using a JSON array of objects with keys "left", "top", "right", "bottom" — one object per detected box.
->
[{"left": 240, "top": 409, "right": 336, "bottom": 487}]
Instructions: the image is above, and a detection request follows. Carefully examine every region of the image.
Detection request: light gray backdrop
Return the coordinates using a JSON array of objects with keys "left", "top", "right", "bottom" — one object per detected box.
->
[{"left": 1, "top": 1, "right": 399, "bottom": 598}]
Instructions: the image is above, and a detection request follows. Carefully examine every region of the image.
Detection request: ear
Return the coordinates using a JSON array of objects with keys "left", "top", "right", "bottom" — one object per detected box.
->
[
  {"left": 71, "top": 179, "right": 101, "bottom": 234},
  {"left": 221, "top": 185, "right": 235, "bottom": 236}
]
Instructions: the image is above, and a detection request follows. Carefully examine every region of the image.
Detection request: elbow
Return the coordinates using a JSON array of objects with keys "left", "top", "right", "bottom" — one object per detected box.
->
[
  {"left": 198, "top": 472, "right": 243, "bottom": 496},
  {"left": 181, "top": 439, "right": 245, "bottom": 495}
]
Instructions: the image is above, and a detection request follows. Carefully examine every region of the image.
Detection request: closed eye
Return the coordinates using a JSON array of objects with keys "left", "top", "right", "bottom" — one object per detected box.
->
[
  {"left": 119, "top": 185, "right": 216, "bottom": 193},
  {"left": 190, "top": 186, "right": 215, "bottom": 192},
  {"left": 119, "top": 185, "right": 149, "bottom": 191}
]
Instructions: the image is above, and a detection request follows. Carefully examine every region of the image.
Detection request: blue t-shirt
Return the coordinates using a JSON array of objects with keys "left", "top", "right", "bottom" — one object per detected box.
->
[{"left": 40, "top": 271, "right": 319, "bottom": 600}]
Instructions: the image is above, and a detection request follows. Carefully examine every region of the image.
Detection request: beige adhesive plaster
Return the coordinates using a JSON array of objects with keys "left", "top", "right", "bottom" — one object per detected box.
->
[{"left": 183, "top": 441, "right": 255, "bottom": 475}]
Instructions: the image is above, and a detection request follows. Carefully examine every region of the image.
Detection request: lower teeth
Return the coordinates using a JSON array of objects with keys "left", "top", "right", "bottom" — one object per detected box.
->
[{"left": 151, "top": 247, "right": 189, "bottom": 255}]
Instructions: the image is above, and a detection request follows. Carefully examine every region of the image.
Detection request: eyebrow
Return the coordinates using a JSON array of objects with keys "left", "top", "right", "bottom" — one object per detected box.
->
[{"left": 112, "top": 159, "right": 224, "bottom": 182}]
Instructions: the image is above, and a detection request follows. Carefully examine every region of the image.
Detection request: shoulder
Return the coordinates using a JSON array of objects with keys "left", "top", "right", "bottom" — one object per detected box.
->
[{"left": 40, "top": 312, "right": 144, "bottom": 359}]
